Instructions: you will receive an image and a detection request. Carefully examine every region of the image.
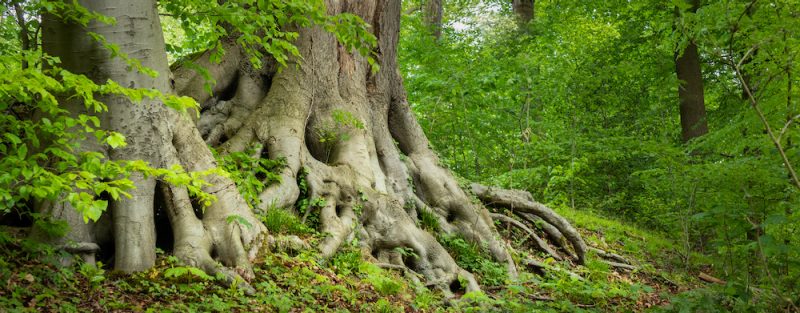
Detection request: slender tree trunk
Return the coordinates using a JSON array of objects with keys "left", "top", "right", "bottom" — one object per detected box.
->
[
  {"left": 424, "top": 0, "right": 443, "bottom": 39},
  {"left": 12, "top": 1, "right": 31, "bottom": 69},
  {"left": 512, "top": 0, "right": 535, "bottom": 24},
  {"left": 675, "top": 0, "right": 708, "bottom": 142}
]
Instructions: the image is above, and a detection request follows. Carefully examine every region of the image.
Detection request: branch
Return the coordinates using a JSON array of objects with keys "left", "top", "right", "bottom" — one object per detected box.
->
[{"left": 733, "top": 60, "right": 800, "bottom": 190}]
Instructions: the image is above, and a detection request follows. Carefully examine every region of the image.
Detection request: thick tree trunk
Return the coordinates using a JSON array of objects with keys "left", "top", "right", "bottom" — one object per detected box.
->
[
  {"left": 41, "top": 0, "right": 265, "bottom": 278},
  {"left": 675, "top": 0, "right": 708, "bottom": 142},
  {"left": 40, "top": 0, "right": 586, "bottom": 291}
]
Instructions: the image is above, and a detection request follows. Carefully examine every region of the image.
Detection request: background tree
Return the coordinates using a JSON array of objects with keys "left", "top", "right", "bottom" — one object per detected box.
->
[
  {"left": 424, "top": 0, "right": 443, "bottom": 39},
  {"left": 512, "top": 0, "right": 534, "bottom": 24},
  {"left": 674, "top": 0, "right": 709, "bottom": 141}
]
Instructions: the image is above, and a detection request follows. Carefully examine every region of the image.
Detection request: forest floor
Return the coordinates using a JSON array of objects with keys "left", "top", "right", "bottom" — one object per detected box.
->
[{"left": 0, "top": 206, "right": 714, "bottom": 312}]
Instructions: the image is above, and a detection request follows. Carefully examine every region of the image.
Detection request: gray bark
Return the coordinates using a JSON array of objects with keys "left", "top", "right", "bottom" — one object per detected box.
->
[
  {"left": 424, "top": 0, "right": 444, "bottom": 39},
  {"left": 41, "top": 0, "right": 265, "bottom": 278},
  {"left": 36, "top": 0, "right": 586, "bottom": 291}
]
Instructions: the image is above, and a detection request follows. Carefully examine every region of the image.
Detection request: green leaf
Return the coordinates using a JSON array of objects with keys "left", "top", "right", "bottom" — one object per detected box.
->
[
  {"left": 106, "top": 132, "right": 127, "bottom": 148},
  {"left": 226, "top": 214, "right": 253, "bottom": 229}
]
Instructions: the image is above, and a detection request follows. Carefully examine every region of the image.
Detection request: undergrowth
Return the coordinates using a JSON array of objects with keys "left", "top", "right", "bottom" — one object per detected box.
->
[{"left": 0, "top": 203, "right": 739, "bottom": 312}]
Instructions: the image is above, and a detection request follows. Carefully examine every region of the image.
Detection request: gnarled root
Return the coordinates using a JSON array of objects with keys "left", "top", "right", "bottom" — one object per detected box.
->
[
  {"left": 471, "top": 183, "right": 587, "bottom": 264},
  {"left": 165, "top": 0, "right": 590, "bottom": 292}
]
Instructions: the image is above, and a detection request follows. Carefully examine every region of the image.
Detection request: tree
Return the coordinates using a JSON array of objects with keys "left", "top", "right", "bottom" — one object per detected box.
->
[
  {"left": 424, "top": 0, "right": 443, "bottom": 39},
  {"left": 512, "top": 0, "right": 534, "bottom": 24},
  {"left": 23, "top": 0, "right": 586, "bottom": 292},
  {"left": 674, "top": 0, "right": 708, "bottom": 142}
]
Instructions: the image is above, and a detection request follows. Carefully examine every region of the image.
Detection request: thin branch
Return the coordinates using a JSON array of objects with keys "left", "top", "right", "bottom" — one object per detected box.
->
[
  {"left": 733, "top": 62, "right": 800, "bottom": 190},
  {"left": 778, "top": 114, "right": 800, "bottom": 140}
]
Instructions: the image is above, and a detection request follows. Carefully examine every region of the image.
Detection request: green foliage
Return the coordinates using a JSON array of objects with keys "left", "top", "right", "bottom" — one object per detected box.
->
[
  {"left": 417, "top": 206, "right": 440, "bottom": 232},
  {"left": 0, "top": 230, "right": 420, "bottom": 312},
  {"left": 161, "top": 0, "right": 378, "bottom": 71},
  {"left": 314, "top": 109, "right": 365, "bottom": 163},
  {"left": 261, "top": 207, "right": 314, "bottom": 236},
  {"left": 294, "top": 168, "right": 324, "bottom": 230},
  {"left": 214, "top": 144, "right": 284, "bottom": 208},
  {"left": 402, "top": 0, "right": 800, "bottom": 308},
  {"left": 0, "top": 50, "right": 217, "bottom": 225},
  {"left": 439, "top": 234, "right": 507, "bottom": 287}
]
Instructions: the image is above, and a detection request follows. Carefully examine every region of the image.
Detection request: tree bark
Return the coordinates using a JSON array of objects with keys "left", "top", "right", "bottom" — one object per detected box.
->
[
  {"left": 41, "top": 0, "right": 265, "bottom": 277},
  {"left": 38, "top": 0, "right": 586, "bottom": 291},
  {"left": 512, "top": 0, "right": 535, "bottom": 25},
  {"left": 675, "top": 0, "right": 708, "bottom": 142},
  {"left": 424, "top": 0, "right": 443, "bottom": 39}
]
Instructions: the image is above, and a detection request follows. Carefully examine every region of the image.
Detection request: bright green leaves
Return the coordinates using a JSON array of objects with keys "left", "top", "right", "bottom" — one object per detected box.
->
[
  {"left": 39, "top": 0, "right": 116, "bottom": 27},
  {"left": 67, "top": 193, "right": 107, "bottom": 223},
  {"left": 161, "top": 0, "right": 379, "bottom": 72},
  {"left": 0, "top": 47, "right": 206, "bottom": 225},
  {"left": 214, "top": 144, "right": 284, "bottom": 208},
  {"left": 226, "top": 214, "right": 253, "bottom": 229},
  {"left": 105, "top": 132, "right": 126, "bottom": 149},
  {"left": 164, "top": 264, "right": 213, "bottom": 281},
  {"left": 325, "top": 13, "right": 381, "bottom": 73}
]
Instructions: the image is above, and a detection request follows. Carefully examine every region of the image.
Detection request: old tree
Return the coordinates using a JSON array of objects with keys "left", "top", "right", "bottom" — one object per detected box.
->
[{"left": 15, "top": 0, "right": 587, "bottom": 293}]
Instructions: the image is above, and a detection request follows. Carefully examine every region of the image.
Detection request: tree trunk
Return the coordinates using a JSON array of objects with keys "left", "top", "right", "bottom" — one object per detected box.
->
[
  {"left": 512, "top": 0, "right": 535, "bottom": 24},
  {"left": 424, "top": 0, "right": 444, "bottom": 39},
  {"left": 41, "top": 0, "right": 265, "bottom": 279},
  {"left": 41, "top": 0, "right": 586, "bottom": 291},
  {"left": 675, "top": 0, "right": 708, "bottom": 142}
]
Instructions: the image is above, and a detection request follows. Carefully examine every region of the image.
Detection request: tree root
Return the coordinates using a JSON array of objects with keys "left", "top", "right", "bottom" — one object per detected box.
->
[
  {"left": 590, "top": 247, "right": 632, "bottom": 265},
  {"left": 160, "top": 0, "right": 590, "bottom": 292},
  {"left": 523, "top": 258, "right": 584, "bottom": 281},
  {"left": 490, "top": 213, "right": 562, "bottom": 261},
  {"left": 471, "top": 184, "right": 587, "bottom": 264}
]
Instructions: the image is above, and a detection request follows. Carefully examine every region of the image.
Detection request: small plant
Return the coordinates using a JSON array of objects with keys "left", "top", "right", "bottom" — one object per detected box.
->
[
  {"left": 163, "top": 266, "right": 213, "bottom": 282},
  {"left": 315, "top": 110, "right": 365, "bottom": 162},
  {"left": 330, "top": 248, "right": 362, "bottom": 276},
  {"left": 261, "top": 207, "right": 314, "bottom": 235},
  {"left": 394, "top": 247, "right": 419, "bottom": 260},
  {"left": 78, "top": 262, "right": 106, "bottom": 290},
  {"left": 439, "top": 234, "right": 507, "bottom": 287},
  {"left": 417, "top": 206, "right": 440, "bottom": 232},
  {"left": 214, "top": 144, "right": 284, "bottom": 208},
  {"left": 359, "top": 262, "right": 404, "bottom": 296}
]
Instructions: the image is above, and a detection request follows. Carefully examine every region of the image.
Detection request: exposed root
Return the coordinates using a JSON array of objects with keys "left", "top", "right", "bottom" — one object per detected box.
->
[
  {"left": 590, "top": 247, "right": 632, "bottom": 265},
  {"left": 490, "top": 213, "right": 562, "bottom": 261},
  {"left": 159, "top": 0, "right": 591, "bottom": 293},
  {"left": 523, "top": 258, "right": 584, "bottom": 281},
  {"left": 471, "top": 184, "right": 587, "bottom": 264},
  {"left": 266, "top": 235, "right": 310, "bottom": 253},
  {"left": 602, "top": 260, "right": 637, "bottom": 271}
]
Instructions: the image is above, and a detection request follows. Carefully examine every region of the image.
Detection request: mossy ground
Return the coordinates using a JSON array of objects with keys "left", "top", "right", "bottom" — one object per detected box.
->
[{"left": 0, "top": 206, "right": 714, "bottom": 312}]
